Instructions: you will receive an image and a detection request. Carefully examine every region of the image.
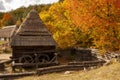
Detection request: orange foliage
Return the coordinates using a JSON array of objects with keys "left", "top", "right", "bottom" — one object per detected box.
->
[
  {"left": 2, "top": 13, "right": 12, "bottom": 21},
  {"left": 1, "top": 13, "right": 15, "bottom": 26},
  {"left": 63, "top": 0, "right": 120, "bottom": 51},
  {"left": 114, "top": 0, "right": 120, "bottom": 8},
  {"left": 40, "top": 0, "right": 120, "bottom": 51}
]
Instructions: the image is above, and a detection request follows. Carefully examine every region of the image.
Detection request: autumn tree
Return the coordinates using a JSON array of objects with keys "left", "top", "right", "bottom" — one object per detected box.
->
[
  {"left": 40, "top": 2, "right": 82, "bottom": 49},
  {"left": 2, "top": 0, "right": 119, "bottom": 52},
  {"left": 90, "top": 0, "right": 120, "bottom": 52},
  {"left": 0, "top": 12, "right": 4, "bottom": 19},
  {"left": 63, "top": 0, "right": 96, "bottom": 48},
  {"left": 1, "top": 13, "right": 15, "bottom": 26},
  {"left": 63, "top": 0, "right": 120, "bottom": 52},
  {"left": 0, "top": 12, "right": 4, "bottom": 27}
]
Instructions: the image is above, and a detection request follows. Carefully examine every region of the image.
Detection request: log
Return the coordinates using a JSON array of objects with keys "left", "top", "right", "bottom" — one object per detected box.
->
[
  {"left": 12, "top": 62, "right": 59, "bottom": 72},
  {"left": 68, "top": 60, "right": 106, "bottom": 66},
  {"left": 37, "top": 65, "right": 84, "bottom": 75},
  {"left": 0, "top": 59, "right": 12, "bottom": 71},
  {"left": 0, "top": 59, "right": 12, "bottom": 65},
  {"left": 12, "top": 62, "right": 59, "bottom": 67},
  {"left": 0, "top": 72, "right": 36, "bottom": 78}
]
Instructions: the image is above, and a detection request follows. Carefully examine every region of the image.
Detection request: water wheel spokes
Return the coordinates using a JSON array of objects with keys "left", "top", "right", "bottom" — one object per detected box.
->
[
  {"left": 19, "top": 55, "right": 34, "bottom": 63},
  {"left": 37, "top": 54, "right": 50, "bottom": 63}
]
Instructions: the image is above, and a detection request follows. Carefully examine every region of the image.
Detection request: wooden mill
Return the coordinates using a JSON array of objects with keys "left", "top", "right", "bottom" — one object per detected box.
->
[{"left": 10, "top": 9, "right": 57, "bottom": 67}]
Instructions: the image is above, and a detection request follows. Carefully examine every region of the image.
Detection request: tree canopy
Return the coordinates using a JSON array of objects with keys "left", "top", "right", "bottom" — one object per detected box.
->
[{"left": 0, "top": 0, "right": 120, "bottom": 53}]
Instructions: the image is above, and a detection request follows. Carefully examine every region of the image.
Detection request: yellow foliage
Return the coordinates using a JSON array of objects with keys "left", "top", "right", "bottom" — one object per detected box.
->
[{"left": 39, "top": 0, "right": 120, "bottom": 52}]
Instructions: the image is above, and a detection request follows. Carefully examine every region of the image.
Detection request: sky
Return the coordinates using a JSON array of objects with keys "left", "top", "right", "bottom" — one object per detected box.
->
[{"left": 0, "top": 0, "right": 59, "bottom": 12}]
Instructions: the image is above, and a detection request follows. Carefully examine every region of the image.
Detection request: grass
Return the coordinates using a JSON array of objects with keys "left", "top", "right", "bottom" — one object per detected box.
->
[
  {"left": 0, "top": 41, "right": 7, "bottom": 45},
  {"left": 15, "top": 63, "right": 120, "bottom": 80}
]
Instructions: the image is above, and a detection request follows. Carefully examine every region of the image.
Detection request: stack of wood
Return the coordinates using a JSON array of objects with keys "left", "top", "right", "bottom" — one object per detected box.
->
[
  {"left": 74, "top": 48, "right": 93, "bottom": 61},
  {"left": 102, "top": 52, "right": 120, "bottom": 62}
]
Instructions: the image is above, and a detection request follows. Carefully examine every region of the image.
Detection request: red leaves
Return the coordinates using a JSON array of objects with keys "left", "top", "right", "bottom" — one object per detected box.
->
[
  {"left": 2, "top": 13, "right": 12, "bottom": 21},
  {"left": 107, "top": 0, "right": 120, "bottom": 8},
  {"left": 1, "top": 13, "right": 15, "bottom": 26},
  {"left": 114, "top": 0, "right": 120, "bottom": 8}
]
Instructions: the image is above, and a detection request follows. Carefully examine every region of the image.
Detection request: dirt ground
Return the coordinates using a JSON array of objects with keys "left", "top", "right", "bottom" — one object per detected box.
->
[{"left": 0, "top": 53, "right": 12, "bottom": 60}]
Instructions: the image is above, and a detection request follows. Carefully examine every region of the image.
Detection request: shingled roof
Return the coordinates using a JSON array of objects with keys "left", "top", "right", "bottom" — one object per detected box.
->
[
  {"left": 0, "top": 25, "right": 16, "bottom": 38},
  {"left": 11, "top": 9, "right": 56, "bottom": 47}
]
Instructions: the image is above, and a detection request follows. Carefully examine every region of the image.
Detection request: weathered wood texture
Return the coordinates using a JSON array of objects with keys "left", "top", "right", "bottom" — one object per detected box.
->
[
  {"left": 0, "top": 59, "right": 12, "bottom": 70},
  {"left": 74, "top": 48, "right": 93, "bottom": 61},
  {"left": 68, "top": 60, "right": 106, "bottom": 66},
  {"left": 37, "top": 60, "right": 106, "bottom": 75},
  {"left": 0, "top": 72, "right": 36, "bottom": 79},
  {"left": 0, "top": 60, "right": 106, "bottom": 78},
  {"left": 0, "top": 59, "right": 12, "bottom": 65},
  {"left": 10, "top": 9, "right": 56, "bottom": 64},
  {"left": 11, "top": 46, "right": 56, "bottom": 59},
  {"left": 37, "top": 65, "right": 84, "bottom": 75}
]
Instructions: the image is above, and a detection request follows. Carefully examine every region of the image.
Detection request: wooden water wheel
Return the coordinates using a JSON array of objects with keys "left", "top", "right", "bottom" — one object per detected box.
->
[
  {"left": 19, "top": 55, "right": 34, "bottom": 63},
  {"left": 37, "top": 54, "right": 50, "bottom": 63}
]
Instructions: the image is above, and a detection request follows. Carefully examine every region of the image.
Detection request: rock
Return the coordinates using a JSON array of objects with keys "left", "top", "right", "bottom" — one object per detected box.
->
[
  {"left": 104, "top": 60, "right": 112, "bottom": 66},
  {"left": 64, "top": 71, "right": 71, "bottom": 74},
  {"left": 84, "top": 67, "right": 87, "bottom": 71}
]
